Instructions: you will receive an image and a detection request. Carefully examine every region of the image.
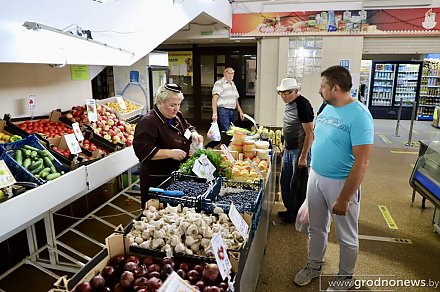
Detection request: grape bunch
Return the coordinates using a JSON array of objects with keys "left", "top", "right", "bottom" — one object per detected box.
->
[
  {"left": 165, "top": 180, "right": 209, "bottom": 198},
  {"left": 214, "top": 189, "right": 259, "bottom": 213}
]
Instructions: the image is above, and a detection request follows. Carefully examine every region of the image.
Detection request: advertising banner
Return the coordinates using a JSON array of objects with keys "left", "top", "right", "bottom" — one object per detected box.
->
[
  {"left": 231, "top": 8, "right": 440, "bottom": 37},
  {"left": 168, "top": 51, "right": 193, "bottom": 76}
]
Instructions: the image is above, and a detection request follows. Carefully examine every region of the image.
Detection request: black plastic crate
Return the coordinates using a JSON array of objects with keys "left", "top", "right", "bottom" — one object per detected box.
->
[{"left": 148, "top": 171, "right": 219, "bottom": 210}]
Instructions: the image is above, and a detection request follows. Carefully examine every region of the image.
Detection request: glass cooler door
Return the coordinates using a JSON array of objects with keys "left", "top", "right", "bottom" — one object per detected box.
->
[
  {"left": 394, "top": 63, "right": 421, "bottom": 107},
  {"left": 370, "top": 63, "right": 395, "bottom": 107}
]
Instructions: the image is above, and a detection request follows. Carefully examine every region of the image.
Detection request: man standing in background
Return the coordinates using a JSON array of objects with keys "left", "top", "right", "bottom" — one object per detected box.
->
[
  {"left": 211, "top": 67, "right": 245, "bottom": 133},
  {"left": 294, "top": 65, "right": 374, "bottom": 291},
  {"left": 277, "top": 77, "right": 314, "bottom": 224}
]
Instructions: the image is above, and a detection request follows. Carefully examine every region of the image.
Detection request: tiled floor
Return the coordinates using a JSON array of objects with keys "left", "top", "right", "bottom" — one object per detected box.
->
[{"left": 256, "top": 119, "right": 440, "bottom": 291}]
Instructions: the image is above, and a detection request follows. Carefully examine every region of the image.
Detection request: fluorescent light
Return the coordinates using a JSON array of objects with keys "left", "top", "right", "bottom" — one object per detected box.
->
[{"left": 22, "top": 21, "right": 134, "bottom": 57}]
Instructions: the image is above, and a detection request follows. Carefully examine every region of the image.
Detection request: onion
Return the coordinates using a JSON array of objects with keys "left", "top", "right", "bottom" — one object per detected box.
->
[
  {"left": 100, "top": 266, "right": 115, "bottom": 283},
  {"left": 219, "top": 282, "right": 228, "bottom": 290},
  {"left": 143, "top": 256, "right": 155, "bottom": 267},
  {"left": 90, "top": 274, "right": 105, "bottom": 289},
  {"left": 95, "top": 286, "right": 110, "bottom": 292},
  {"left": 126, "top": 255, "right": 140, "bottom": 265},
  {"left": 148, "top": 263, "right": 161, "bottom": 273},
  {"left": 110, "top": 255, "right": 125, "bottom": 268},
  {"left": 133, "top": 276, "right": 148, "bottom": 290},
  {"left": 179, "top": 262, "right": 190, "bottom": 272},
  {"left": 124, "top": 261, "right": 138, "bottom": 272},
  {"left": 202, "top": 263, "right": 220, "bottom": 283},
  {"left": 187, "top": 270, "right": 200, "bottom": 284},
  {"left": 147, "top": 276, "right": 162, "bottom": 290},
  {"left": 176, "top": 269, "right": 186, "bottom": 279},
  {"left": 120, "top": 271, "right": 134, "bottom": 288},
  {"left": 194, "top": 264, "right": 204, "bottom": 274},
  {"left": 75, "top": 282, "right": 92, "bottom": 292},
  {"left": 162, "top": 264, "right": 174, "bottom": 275},
  {"left": 195, "top": 280, "right": 206, "bottom": 290},
  {"left": 203, "top": 287, "right": 221, "bottom": 292}
]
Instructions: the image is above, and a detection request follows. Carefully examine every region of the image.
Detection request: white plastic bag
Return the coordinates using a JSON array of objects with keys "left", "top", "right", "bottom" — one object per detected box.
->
[
  {"left": 207, "top": 121, "right": 221, "bottom": 141},
  {"left": 295, "top": 199, "right": 309, "bottom": 233}
]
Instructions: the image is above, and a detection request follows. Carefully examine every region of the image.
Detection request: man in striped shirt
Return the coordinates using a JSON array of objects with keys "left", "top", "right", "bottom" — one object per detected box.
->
[{"left": 211, "top": 67, "right": 245, "bottom": 132}]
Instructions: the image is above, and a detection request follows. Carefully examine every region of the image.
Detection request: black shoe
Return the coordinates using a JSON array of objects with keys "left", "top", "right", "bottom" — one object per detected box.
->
[
  {"left": 280, "top": 216, "right": 295, "bottom": 224},
  {"left": 278, "top": 211, "right": 289, "bottom": 218}
]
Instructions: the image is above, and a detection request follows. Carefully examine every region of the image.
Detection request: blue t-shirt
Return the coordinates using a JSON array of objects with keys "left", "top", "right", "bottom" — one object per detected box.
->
[{"left": 311, "top": 101, "right": 374, "bottom": 179}]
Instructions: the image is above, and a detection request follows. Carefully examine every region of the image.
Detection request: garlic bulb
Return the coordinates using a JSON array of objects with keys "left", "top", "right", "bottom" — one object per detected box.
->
[{"left": 175, "top": 242, "right": 185, "bottom": 253}]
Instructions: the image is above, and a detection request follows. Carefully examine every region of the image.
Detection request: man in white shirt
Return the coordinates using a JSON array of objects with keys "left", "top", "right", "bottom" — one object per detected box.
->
[{"left": 211, "top": 67, "right": 244, "bottom": 132}]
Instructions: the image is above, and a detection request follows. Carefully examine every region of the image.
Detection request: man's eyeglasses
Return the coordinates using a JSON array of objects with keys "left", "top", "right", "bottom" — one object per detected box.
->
[{"left": 277, "top": 90, "right": 293, "bottom": 96}]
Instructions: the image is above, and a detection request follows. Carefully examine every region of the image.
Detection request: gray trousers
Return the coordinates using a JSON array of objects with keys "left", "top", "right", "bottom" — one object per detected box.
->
[{"left": 307, "top": 169, "right": 360, "bottom": 276}]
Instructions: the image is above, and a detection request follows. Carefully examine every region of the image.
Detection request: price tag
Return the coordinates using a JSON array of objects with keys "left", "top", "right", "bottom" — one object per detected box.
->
[
  {"left": 28, "top": 95, "right": 36, "bottom": 112},
  {"left": 158, "top": 271, "right": 197, "bottom": 292},
  {"left": 72, "top": 122, "right": 84, "bottom": 142},
  {"left": 64, "top": 134, "right": 82, "bottom": 155},
  {"left": 85, "top": 99, "right": 97, "bottom": 122},
  {"left": 192, "top": 154, "right": 216, "bottom": 182},
  {"left": 211, "top": 232, "right": 232, "bottom": 280},
  {"left": 246, "top": 158, "right": 262, "bottom": 177},
  {"left": 228, "top": 203, "right": 249, "bottom": 241},
  {"left": 220, "top": 144, "right": 236, "bottom": 162},
  {"left": 115, "top": 96, "right": 127, "bottom": 110},
  {"left": 0, "top": 160, "right": 16, "bottom": 188}
]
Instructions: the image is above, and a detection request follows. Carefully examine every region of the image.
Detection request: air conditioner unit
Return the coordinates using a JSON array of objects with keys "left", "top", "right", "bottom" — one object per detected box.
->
[{"left": 363, "top": 0, "right": 432, "bottom": 8}]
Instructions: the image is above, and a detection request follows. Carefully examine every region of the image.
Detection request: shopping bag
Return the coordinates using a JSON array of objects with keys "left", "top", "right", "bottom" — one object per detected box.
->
[
  {"left": 207, "top": 121, "right": 221, "bottom": 141},
  {"left": 295, "top": 199, "right": 309, "bottom": 233},
  {"left": 290, "top": 166, "right": 309, "bottom": 219}
]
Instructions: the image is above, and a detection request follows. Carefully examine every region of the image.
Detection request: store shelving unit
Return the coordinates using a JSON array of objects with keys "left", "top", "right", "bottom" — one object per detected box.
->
[
  {"left": 418, "top": 59, "right": 440, "bottom": 121},
  {"left": 0, "top": 147, "right": 140, "bottom": 287}
]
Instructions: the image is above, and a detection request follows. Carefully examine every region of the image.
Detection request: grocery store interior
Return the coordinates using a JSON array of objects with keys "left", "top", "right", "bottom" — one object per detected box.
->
[{"left": 1, "top": 0, "right": 440, "bottom": 291}]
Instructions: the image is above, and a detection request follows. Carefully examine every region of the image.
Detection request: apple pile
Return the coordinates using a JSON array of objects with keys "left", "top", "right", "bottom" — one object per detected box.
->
[
  {"left": 64, "top": 105, "right": 135, "bottom": 147},
  {"left": 51, "top": 145, "right": 71, "bottom": 158},
  {"left": 74, "top": 255, "right": 229, "bottom": 292},
  {"left": 79, "top": 139, "right": 109, "bottom": 156}
]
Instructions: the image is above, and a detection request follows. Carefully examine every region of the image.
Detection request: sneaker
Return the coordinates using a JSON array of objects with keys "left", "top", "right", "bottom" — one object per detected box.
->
[
  {"left": 326, "top": 275, "right": 354, "bottom": 291},
  {"left": 294, "top": 264, "right": 321, "bottom": 286}
]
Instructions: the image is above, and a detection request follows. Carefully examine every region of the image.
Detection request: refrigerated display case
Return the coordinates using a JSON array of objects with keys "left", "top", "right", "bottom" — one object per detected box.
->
[
  {"left": 418, "top": 59, "right": 440, "bottom": 121},
  {"left": 368, "top": 61, "right": 423, "bottom": 119},
  {"left": 147, "top": 66, "right": 169, "bottom": 111}
]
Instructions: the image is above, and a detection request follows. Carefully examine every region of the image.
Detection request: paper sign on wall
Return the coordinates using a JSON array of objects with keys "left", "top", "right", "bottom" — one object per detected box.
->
[
  {"left": 72, "top": 122, "right": 84, "bottom": 142},
  {"left": 228, "top": 203, "right": 249, "bottom": 241},
  {"left": 85, "top": 99, "right": 97, "bottom": 122},
  {"left": 211, "top": 232, "right": 232, "bottom": 280},
  {"left": 64, "top": 134, "right": 82, "bottom": 155},
  {"left": 0, "top": 160, "right": 16, "bottom": 188},
  {"left": 28, "top": 95, "right": 36, "bottom": 112}
]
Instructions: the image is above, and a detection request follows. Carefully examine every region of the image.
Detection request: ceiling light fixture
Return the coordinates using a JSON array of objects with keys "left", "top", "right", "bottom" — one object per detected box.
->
[{"left": 23, "top": 21, "right": 135, "bottom": 57}]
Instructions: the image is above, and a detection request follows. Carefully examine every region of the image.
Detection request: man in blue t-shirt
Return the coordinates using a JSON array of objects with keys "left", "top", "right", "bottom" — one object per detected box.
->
[
  {"left": 276, "top": 78, "right": 314, "bottom": 224},
  {"left": 294, "top": 66, "right": 374, "bottom": 291}
]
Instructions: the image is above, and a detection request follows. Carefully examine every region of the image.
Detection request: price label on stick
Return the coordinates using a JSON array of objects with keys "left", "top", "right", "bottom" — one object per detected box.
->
[
  {"left": 192, "top": 154, "right": 216, "bottom": 181},
  {"left": 28, "top": 95, "right": 36, "bottom": 112},
  {"left": 158, "top": 271, "right": 197, "bottom": 292},
  {"left": 228, "top": 202, "right": 249, "bottom": 241},
  {"left": 64, "top": 133, "right": 82, "bottom": 155},
  {"left": 115, "top": 96, "right": 127, "bottom": 110},
  {"left": 0, "top": 160, "right": 16, "bottom": 188},
  {"left": 72, "top": 122, "right": 84, "bottom": 142},
  {"left": 220, "top": 144, "right": 236, "bottom": 162},
  {"left": 211, "top": 232, "right": 232, "bottom": 280},
  {"left": 85, "top": 99, "right": 97, "bottom": 122}
]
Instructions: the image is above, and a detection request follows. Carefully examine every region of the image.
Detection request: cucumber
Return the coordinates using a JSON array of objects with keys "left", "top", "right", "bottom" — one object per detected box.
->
[
  {"left": 46, "top": 172, "right": 61, "bottom": 180},
  {"left": 23, "top": 158, "right": 32, "bottom": 169},
  {"left": 31, "top": 164, "right": 44, "bottom": 175},
  {"left": 24, "top": 145, "right": 40, "bottom": 151},
  {"left": 29, "top": 159, "right": 43, "bottom": 171},
  {"left": 30, "top": 150, "right": 38, "bottom": 158},
  {"left": 38, "top": 167, "right": 51, "bottom": 176},
  {"left": 14, "top": 149, "right": 23, "bottom": 165},
  {"left": 43, "top": 157, "right": 54, "bottom": 168},
  {"left": 22, "top": 149, "right": 31, "bottom": 158}
]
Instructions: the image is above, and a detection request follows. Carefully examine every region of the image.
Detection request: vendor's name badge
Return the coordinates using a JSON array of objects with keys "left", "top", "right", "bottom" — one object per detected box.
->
[
  {"left": 229, "top": 202, "right": 249, "bottom": 241},
  {"left": 158, "top": 271, "right": 197, "bottom": 292},
  {"left": 85, "top": 99, "right": 97, "bottom": 122},
  {"left": 72, "top": 122, "right": 84, "bottom": 142},
  {"left": 0, "top": 160, "right": 16, "bottom": 188},
  {"left": 211, "top": 232, "right": 232, "bottom": 280},
  {"left": 64, "top": 133, "right": 82, "bottom": 155},
  {"left": 115, "top": 95, "right": 127, "bottom": 110}
]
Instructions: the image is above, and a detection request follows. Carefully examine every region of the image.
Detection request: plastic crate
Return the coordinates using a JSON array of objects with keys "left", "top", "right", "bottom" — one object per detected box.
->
[
  {"left": 148, "top": 171, "right": 219, "bottom": 210},
  {"left": 97, "top": 96, "right": 143, "bottom": 121},
  {"left": 0, "top": 134, "right": 70, "bottom": 183},
  {"left": 0, "top": 151, "right": 45, "bottom": 185}
]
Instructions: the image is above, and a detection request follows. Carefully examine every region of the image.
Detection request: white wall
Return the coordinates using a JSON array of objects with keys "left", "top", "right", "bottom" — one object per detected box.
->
[
  {"left": 0, "top": 64, "right": 94, "bottom": 118},
  {"left": 255, "top": 36, "right": 364, "bottom": 126}
]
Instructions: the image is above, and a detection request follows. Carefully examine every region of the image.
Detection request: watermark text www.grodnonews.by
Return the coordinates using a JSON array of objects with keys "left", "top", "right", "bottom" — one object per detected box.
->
[{"left": 320, "top": 275, "right": 440, "bottom": 291}]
